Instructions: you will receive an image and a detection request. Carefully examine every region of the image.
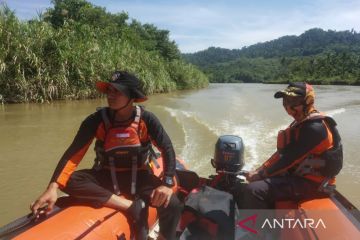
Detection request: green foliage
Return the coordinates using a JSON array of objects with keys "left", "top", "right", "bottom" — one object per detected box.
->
[
  {"left": 168, "top": 60, "right": 209, "bottom": 89},
  {"left": 184, "top": 28, "right": 360, "bottom": 84},
  {"left": 0, "top": 1, "right": 207, "bottom": 103},
  {"left": 183, "top": 47, "right": 242, "bottom": 68},
  {"left": 203, "top": 57, "right": 280, "bottom": 83},
  {"left": 274, "top": 53, "right": 360, "bottom": 84}
]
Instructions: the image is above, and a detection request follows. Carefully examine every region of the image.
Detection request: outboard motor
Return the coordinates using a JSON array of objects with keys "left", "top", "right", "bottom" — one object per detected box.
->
[
  {"left": 211, "top": 135, "right": 245, "bottom": 174},
  {"left": 210, "top": 135, "right": 245, "bottom": 191}
]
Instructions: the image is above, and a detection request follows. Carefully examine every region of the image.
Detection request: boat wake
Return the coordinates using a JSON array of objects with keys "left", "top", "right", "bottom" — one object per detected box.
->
[{"left": 325, "top": 108, "right": 346, "bottom": 117}]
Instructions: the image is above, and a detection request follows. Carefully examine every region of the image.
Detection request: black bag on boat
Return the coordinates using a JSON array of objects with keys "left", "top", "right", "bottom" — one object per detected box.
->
[{"left": 179, "top": 186, "right": 235, "bottom": 240}]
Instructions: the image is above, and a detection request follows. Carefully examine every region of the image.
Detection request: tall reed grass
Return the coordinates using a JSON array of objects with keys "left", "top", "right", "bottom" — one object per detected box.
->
[{"left": 0, "top": 4, "right": 208, "bottom": 103}]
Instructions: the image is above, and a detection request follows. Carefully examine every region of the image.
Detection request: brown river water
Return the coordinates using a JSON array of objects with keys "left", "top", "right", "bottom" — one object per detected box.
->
[{"left": 0, "top": 83, "right": 360, "bottom": 225}]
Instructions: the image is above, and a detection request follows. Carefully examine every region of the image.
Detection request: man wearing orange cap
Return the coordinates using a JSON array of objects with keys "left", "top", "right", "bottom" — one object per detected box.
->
[
  {"left": 242, "top": 82, "right": 343, "bottom": 209},
  {"left": 31, "top": 70, "right": 182, "bottom": 240}
]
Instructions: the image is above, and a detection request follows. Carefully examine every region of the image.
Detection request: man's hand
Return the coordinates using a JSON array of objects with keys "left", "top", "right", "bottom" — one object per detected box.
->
[
  {"left": 30, "top": 182, "right": 59, "bottom": 216},
  {"left": 245, "top": 170, "right": 263, "bottom": 182},
  {"left": 150, "top": 185, "right": 173, "bottom": 208}
]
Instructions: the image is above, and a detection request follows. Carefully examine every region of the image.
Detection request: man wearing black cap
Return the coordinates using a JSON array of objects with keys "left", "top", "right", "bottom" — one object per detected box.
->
[
  {"left": 31, "top": 70, "right": 182, "bottom": 240},
  {"left": 241, "top": 82, "right": 343, "bottom": 209}
]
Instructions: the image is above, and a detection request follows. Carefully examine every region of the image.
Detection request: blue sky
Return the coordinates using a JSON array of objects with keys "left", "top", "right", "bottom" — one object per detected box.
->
[{"left": 3, "top": 0, "right": 360, "bottom": 53}]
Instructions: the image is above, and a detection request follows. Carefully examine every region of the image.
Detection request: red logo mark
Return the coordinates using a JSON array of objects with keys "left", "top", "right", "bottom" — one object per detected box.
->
[{"left": 237, "top": 214, "right": 258, "bottom": 234}]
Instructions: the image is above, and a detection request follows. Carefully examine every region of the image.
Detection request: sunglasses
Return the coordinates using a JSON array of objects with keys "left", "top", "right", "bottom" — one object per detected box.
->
[{"left": 282, "top": 97, "right": 304, "bottom": 107}]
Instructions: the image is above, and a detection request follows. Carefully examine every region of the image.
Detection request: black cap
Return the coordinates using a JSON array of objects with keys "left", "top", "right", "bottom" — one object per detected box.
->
[
  {"left": 96, "top": 71, "right": 147, "bottom": 102},
  {"left": 274, "top": 82, "right": 307, "bottom": 98}
]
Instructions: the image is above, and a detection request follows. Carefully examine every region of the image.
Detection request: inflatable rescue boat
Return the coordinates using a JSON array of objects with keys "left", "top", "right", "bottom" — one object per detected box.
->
[{"left": 1, "top": 136, "right": 359, "bottom": 240}]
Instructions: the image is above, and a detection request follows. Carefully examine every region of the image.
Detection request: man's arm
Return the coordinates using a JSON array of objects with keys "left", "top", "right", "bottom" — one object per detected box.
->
[
  {"left": 31, "top": 112, "right": 102, "bottom": 214},
  {"left": 263, "top": 120, "right": 328, "bottom": 177},
  {"left": 141, "top": 110, "right": 176, "bottom": 207},
  {"left": 50, "top": 112, "right": 102, "bottom": 187},
  {"left": 142, "top": 111, "right": 176, "bottom": 181}
]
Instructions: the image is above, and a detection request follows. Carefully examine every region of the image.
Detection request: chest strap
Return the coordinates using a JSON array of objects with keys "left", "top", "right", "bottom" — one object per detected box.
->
[
  {"left": 131, "top": 155, "right": 138, "bottom": 195},
  {"left": 109, "top": 156, "right": 121, "bottom": 195},
  {"left": 102, "top": 106, "right": 142, "bottom": 196}
]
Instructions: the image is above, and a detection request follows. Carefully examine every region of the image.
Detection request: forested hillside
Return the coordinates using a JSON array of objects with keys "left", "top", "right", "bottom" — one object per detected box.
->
[
  {"left": 0, "top": 0, "right": 208, "bottom": 103},
  {"left": 183, "top": 28, "right": 360, "bottom": 84}
]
